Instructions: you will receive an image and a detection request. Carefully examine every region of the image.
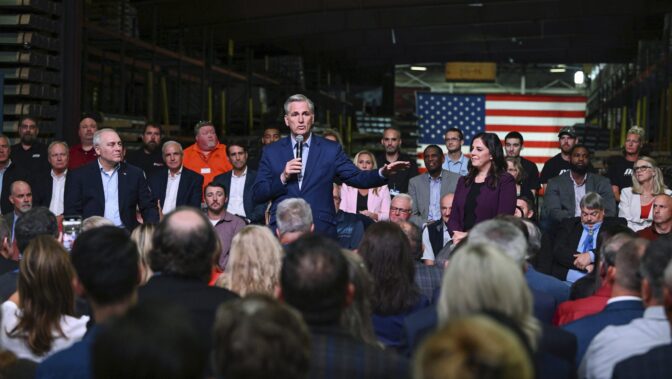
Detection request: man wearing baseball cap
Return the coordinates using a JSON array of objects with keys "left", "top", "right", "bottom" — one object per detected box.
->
[{"left": 540, "top": 126, "right": 594, "bottom": 185}]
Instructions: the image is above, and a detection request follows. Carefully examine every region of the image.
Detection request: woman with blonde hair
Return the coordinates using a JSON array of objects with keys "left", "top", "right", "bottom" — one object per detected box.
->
[
  {"left": 131, "top": 223, "right": 155, "bottom": 284},
  {"left": 438, "top": 243, "right": 540, "bottom": 350},
  {"left": 1, "top": 236, "right": 88, "bottom": 362},
  {"left": 339, "top": 150, "right": 391, "bottom": 221},
  {"left": 618, "top": 156, "right": 671, "bottom": 231},
  {"left": 215, "top": 225, "right": 283, "bottom": 296}
]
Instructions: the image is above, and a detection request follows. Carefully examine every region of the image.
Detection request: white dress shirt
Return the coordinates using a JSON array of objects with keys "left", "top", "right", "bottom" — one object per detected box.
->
[
  {"left": 162, "top": 168, "right": 182, "bottom": 214},
  {"left": 227, "top": 168, "right": 247, "bottom": 217},
  {"left": 49, "top": 169, "right": 67, "bottom": 216}
]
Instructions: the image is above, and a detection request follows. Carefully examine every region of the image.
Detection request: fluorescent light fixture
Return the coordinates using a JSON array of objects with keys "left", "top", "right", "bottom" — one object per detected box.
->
[
  {"left": 468, "top": 2, "right": 484, "bottom": 7},
  {"left": 574, "top": 71, "right": 585, "bottom": 84},
  {"left": 550, "top": 68, "right": 566, "bottom": 73},
  {"left": 410, "top": 66, "right": 427, "bottom": 71}
]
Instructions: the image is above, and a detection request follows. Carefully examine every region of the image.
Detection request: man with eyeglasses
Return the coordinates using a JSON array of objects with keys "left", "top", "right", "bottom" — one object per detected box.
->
[
  {"left": 10, "top": 116, "right": 50, "bottom": 175},
  {"left": 389, "top": 193, "right": 422, "bottom": 225},
  {"left": 607, "top": 126, "right": 645, "bottom": 202},
  {"left": 442, "top": 128, "right": 469, "bottom": 176},
  {"left": 637, "top": 194, "right": 672, "bottom": 241},
  {"left": 183, "top": 121, "right": 232, "bottom": 196},
  {"left": 65, "top": 129, "right": 159, "bottom": 230}
]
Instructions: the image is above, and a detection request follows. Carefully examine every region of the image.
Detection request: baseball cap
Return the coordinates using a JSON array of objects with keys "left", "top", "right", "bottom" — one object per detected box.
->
[{"left": 558, "top": 126, "right": 577, "bottom": 138}]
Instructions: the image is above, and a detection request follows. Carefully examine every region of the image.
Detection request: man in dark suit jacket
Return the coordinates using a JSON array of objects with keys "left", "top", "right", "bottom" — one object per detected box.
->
[
  {"left": 64, "top": 129, "right": 159, "bottom": 230},
  {"left": 213, "top": 143, "right": 265, "bottom": 224},
  {"left": 548, "top": 192, "right": 626, "bottom": 282},
  {"left": 252, "top": 94, "right": 408, "bottom": 237},
  {"left": 32, "top": 141, "right": 69, "bottom": 216},
  {"left": 147, "top": 141, "right": 203, "bottom": 215},
  {"left": 563, "top": 237, "right": 646, "bottom": 364},
  {"left": 3, "top": 180, "right": 32, "bottom": 243},
  {"left": 138, "top": 208, "right": 237, "bottom": 352},
  {"left": 0, "top": 134, "right": 32, "bottom": 215},
  {"left": 280, "top": 234, "right": 409, "bottom": 378}
]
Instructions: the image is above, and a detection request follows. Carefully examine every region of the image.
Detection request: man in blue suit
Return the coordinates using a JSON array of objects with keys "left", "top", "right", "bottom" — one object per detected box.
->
[
  {"left": 213, "top": 143, "right": 265, "bottom": 224},
  {"left": 252, "top": 94, "right": 409, "bottom": 237},
  {"left": 563, "top": 237, "right": 646, "bottom": 365},
  {"left": 64, "top": 129, "right": 159, "bottom": 230},
  {"left": 147, "top": 141, "right": 204, "bottom": 216}
]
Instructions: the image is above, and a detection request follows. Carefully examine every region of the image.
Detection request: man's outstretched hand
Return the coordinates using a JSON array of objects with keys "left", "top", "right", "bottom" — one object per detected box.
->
[{"left": 381, "top": 161, "right": 411, "bottom": 177}]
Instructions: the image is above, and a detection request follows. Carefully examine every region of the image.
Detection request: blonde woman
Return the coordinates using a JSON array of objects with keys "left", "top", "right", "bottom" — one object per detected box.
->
[
  {"left": 618, "top": 156, "right": 671, "bottom": 231},
  {"left": 131, "top": 223, "right": 155, "bottom": 284},
  {"left": 215, "top": 225, "right": 283, "bottom": 296},
  {"left": 339, "top": 150, "right": 391, "bottom": 221}
]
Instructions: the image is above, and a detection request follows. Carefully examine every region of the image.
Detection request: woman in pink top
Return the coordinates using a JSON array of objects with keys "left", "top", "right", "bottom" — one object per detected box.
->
[{"left": 339, "top": 150, "right": 391, "bottom": 221}]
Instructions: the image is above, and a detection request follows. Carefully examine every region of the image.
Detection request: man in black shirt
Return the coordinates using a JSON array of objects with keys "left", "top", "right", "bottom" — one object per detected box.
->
[
  {"left": 540, "top": 126, "right": 595, "bottom": 185},
  {"left": 607, "top": 126, "right": 644, "bottom": 202},
  {"left": 374, "top": 127, "right": 418, "bottom": 196},
  {"left": 125, "top": 123, "right": 164, "bottom": 175},
  {"left": 10, "top": 116, "right": 50, "bottom": 175},
  {"left": 504, "top": 131, "right": 540, "bottom": 196}
]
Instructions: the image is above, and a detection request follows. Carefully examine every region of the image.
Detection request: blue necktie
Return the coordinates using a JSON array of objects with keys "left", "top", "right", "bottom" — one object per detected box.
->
[{"left": 581, "top": 225, "right": 595, "bottom": 253}]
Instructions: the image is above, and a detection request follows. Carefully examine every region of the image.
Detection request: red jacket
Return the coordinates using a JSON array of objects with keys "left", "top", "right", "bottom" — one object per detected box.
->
[{"left": 553, "top": 281, "right": 612, "bottom": 326}]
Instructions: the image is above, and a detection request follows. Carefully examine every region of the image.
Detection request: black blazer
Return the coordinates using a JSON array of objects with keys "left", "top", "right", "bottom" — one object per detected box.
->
[
  {"left": 213, "top": 169, "right": 266, "bottom": 224},
  {"left": 147, "top": 167, "right": 203, "bottom": 210},
  {"left": 549, "top": 216, "right": 626, "bottom": 280},
  {"left": 63, "top": 161, "right": 159, "bottom": 230},
  {"left": 31, "top": 172, "right": 53, "bottom": 209}
]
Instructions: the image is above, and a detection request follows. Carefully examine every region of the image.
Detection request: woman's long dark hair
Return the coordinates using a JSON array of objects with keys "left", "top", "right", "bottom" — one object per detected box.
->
[
  {"left": 465, "top": 132, "right": 507, "bottom": 189},
  {"left": 358, "top": 222, "right": 419, "bottom": 315}
]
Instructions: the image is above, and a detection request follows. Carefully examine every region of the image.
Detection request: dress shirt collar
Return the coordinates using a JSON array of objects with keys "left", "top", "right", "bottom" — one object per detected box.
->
[
  {"left": 291, "top": 133, "right": 312, "bottom": 148},
  {"left": 570, "top": 172, "right": 588, "bottom": 187},
  {"left": 168, "top": 166, "right": 183, "bottom": 178},
  {"left": 97, "top": 159, "right": 119, "bottom": 173},
  {"left": 51, "top": 169, "right": 67, "bottom": 179},
  {"left": 232, "top": 167, "right": 247, "bottom": 178},
  {"left": 607, "top": 296, "right": 642, "bottom": 305},
  {"left": 427, "top": 172, "right": 442, "bottom": 182},
  {"left": 0, "top": 160, "right": 12, "bottom": 172},
  {"left": 643, "top": 305, "right": 667, "bottom": 319}
]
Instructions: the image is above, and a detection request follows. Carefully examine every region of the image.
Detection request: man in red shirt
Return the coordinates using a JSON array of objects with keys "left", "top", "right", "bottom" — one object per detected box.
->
[
  {"left": 182, "top": 121, "right": 232, "bottom": 195},
  {"left": 69, "top": 114, "right": 99, "bottom": 170},
  {"left": 637, "top": 194, "right": 672, "bottom": 241}
]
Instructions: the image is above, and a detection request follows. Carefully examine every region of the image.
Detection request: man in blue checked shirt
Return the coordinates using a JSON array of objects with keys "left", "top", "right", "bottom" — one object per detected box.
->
[{"left": 442, "top": 128, "right": 469, "bottom": 176}]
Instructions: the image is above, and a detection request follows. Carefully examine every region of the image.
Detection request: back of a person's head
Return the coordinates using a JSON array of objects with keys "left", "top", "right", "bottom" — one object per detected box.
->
[
  {"left": 81, "top": 216, "right": 115, "bottom": 232},
  {"left": 15, "top": 236, "right": 75, "bottom": 356},
  {"left": 521, "top": 219, "right": 542, "bottom": 259},
  {"left": 71, "top": 226, "right": 139, "bottom": 306},
  {"left": 639, "top": 237, "right": 672, "bottom": 303},
  {"left": 14, "top": 207, "right": 58, "bottom": 253},
  {"left": 281, "top": 234, "right": 348, "bottom": 325},
  {"left": 358, "top": 221, "right": 419, "bottom": 315},
  {"left": 276, "top": 198, "right": 313, "bottom": 235},
  {"left": 414, "top": 315, "right": 534, "bottom": 379},
  {"left": 341, "top": 249, "right": 378, "bottom": 346},
  {"left": 92, "top": 300, "right": 205, "bottom": 379},
  {"left": 131, "top": 223, "right": 155, "bottom": 284},
  {"left": 217, "top": 225, "right": 283, "bottom": 296},
  {"left": 150, "top": 207, "right": 217, "bottom": 281},
  {"left": 212, "top": 294, "right": 310, "bottom": 379},
  {"left": 398, "top": 221, "right": 423, "bottom": 261},
  {"left": 614, "top": 239, "right": 648, "bottom": 293},
  {"left": 439, "top": 243, "right": 540, "bottom": 350},
  {"left": 468, "top": 219, "right": 528, "bottom": 266}
]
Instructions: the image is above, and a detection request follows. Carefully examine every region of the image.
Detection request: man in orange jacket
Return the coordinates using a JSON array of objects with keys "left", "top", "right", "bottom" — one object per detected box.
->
[{"left": 183, "top": 121, "right": 232, "bottom": 197}]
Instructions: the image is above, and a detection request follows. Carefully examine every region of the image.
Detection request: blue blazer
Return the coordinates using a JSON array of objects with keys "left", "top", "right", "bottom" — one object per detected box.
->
[
  {"left": 563, "top": 299, "right": 644, "bottom": 365},
  {"left": 252, "top": 135, "right": 386, "bottom": 237},
  {"left": 64, "top": 161, "right": 160, "bottom": 230},
  {"left": 213, "top": 169, "right": 265, "bottom": 224},
  {"left": 147, "top": 167, "right": 203, "bottom": 210}
]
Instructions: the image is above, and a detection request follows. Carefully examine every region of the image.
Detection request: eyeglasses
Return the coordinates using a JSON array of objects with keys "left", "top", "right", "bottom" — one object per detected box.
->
[
  {"left": 633, "top": 166, "right": 653, "bottom": 172},
  {"left": 390, "top": 207, "right": 411, "bottom": 214}
]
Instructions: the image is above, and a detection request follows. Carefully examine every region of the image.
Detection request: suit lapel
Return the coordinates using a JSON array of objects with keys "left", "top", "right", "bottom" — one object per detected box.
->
[
  {"left": 302, "top": 135, "right": 321, "bottom": 191},
  {"left": 90, "top": 163, "right": 106, "bottom": 209},
  {"left": 175, "top": 170, "right": 189, "bottom": 205},
  {"left": 117, "top": 163, "right": 128, "bottom": 212},
  {"left": 420, "top": 174, "right": 430, "bottom": 214}
]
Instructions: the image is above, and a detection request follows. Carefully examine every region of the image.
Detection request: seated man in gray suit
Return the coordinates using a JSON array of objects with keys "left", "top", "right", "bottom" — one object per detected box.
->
[
  {"left": 408, "top": 145, "right": 459, "bottom": 227},
  {"left": 543, "top": 144, "right": 616, "bottom": 229}
]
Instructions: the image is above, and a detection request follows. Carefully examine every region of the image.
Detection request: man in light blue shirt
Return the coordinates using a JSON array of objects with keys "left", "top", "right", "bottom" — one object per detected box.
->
[{"left": 442, "top": 128, "right": 469, "bottom": 176}]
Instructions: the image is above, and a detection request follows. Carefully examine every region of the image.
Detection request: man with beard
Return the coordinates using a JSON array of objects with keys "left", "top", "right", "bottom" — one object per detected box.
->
[
  {"left": 10, "top": 116, "right": 49, "bottom": 175},
  {"left": 408, "top": 145, "right": 459, "bottom": 226},
  {"left": 374, "top": 127, "right": 418, "bottom": 195},
  {"left": 69, "top": 113, "right": 100, "bottom": 170},
  {"left": 540, "top": 126, "right": 595, "bottom": 185},
  {"left": 183, "top": 121, "right": 232, "bottom": 196},
  {"left": 203, "top": 182, "right": 245, "bottom": 270},
  {"left": 442, "top": 127, "right": 469, "bottom": 176},
  {"left": 213, "top": 143, "right": 266, "bottom": 224},
  {"left": 543, "top": 144, "right": 616, "bottom": 228},
  {"left": 4, "top": 181, "right": 32, "bottom": 243},
  {"left": 126, "top": 123, "right": 165, "bottom": 176}
]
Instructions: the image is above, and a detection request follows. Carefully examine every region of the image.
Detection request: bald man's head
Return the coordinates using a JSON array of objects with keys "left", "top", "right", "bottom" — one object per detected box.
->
[
  {"left": 653, "top": 194, "right": 672, "bottom": 227},
  {"left": 9, "top": 181, "right": 32, "bottom": 215},
  {"left": 150, "top": 207, "right": 219, "bottom": 281}
]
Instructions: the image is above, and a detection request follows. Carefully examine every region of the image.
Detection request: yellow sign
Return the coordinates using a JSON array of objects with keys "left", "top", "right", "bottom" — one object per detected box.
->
[{"left": 445, "top": 62, "right": 497, "bottom": 82}]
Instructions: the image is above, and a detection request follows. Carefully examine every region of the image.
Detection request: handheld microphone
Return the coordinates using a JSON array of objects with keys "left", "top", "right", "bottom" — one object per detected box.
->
[{"left": 295, "top": 135, "right": 304, "bottom": 160}]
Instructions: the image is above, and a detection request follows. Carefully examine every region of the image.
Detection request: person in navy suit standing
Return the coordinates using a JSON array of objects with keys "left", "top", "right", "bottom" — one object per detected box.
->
[
  {"left": 252, "top": 94, "right": 409, "bottom": 238},
  {"left": 64, "top": 129, "right": 159, "bottom": 230},
  {"left": 147, "top": 141, "right": 204, "bottom": 216}
]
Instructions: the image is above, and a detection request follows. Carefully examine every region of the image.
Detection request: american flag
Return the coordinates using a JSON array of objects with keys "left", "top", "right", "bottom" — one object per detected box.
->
[{"left": 416, "top": 93, "right": 587, "bottom": 171}]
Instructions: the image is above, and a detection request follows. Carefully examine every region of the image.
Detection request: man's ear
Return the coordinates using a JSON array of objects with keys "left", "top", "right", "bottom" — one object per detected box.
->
[
  {"left": 344, "top": 283, "right": 355, "bottom": 308},
  {"left": 72, "top": 277, "right": 86, "bottom": 298},
  {"left": 274, "top": 285, "right": 284, "bottom": 301},
  {"left": 0, "top": 237, "right": 10, "bottom": 259},
  {"left": 641, "top": 278, "right": 652, "bottom": 304},
  {"left": 606, "top": 265, "right": 617, "bottom": 285},
  {"left": 310, "top": 224, "right": 315, "bottom": 233}
]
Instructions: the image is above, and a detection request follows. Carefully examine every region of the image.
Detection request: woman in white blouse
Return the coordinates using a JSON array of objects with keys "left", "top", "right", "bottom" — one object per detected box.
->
[
  {"left": 1, "top": 236, "right": 88, "bottom": 362},
  {"left": 618, "top": 156, "right": 671, "bottom": 231}
]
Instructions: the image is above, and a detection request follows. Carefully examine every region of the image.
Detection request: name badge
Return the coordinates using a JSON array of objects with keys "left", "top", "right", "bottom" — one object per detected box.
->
[
  {"left": 201, "top": 168, "right": 211, "bottom": 174},
  {"left": 32, "top": 154, "right": 40, "bottom": 158}
]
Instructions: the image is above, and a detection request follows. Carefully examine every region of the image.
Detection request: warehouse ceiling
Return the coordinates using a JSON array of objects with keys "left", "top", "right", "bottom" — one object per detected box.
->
[{"left": 127, "top": 0, "right": 672, "bottom": 83}]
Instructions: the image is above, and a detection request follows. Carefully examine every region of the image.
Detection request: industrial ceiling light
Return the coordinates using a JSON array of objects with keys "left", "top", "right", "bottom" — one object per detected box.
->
[
  {"left": 410, "top": 66, "right": 427, "bottom": 71},
  {"left": 574, "top": 71, "right": 585, "bottom": 84},
  {"left": 550, "top": 68, "right": 566, "bottom": 73}
]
